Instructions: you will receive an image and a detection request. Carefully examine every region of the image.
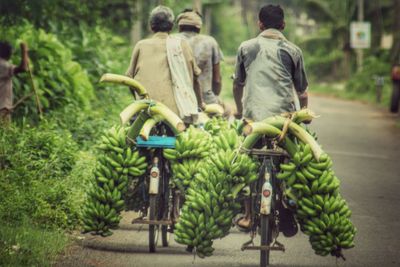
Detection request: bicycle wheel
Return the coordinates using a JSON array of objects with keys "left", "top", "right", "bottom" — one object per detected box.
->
[
  {"left": 260, "top": 214, "right": 272, "bottom": 267},
  {"left": 149, "top": 194, "right": 158, "bottom": 253},
  {"left": 161, "top": 225, "right": 169, "bottom": 247}
]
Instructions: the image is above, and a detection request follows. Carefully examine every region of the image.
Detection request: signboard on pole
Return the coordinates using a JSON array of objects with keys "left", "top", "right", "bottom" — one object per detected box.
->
[{"left": 350, "top": 22, "right": 371, "bottom": 49}]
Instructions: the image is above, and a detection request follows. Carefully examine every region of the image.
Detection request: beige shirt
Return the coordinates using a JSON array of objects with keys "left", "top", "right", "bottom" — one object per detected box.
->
[
  {"left": 0, "top": 58, "right": 15, "bottom": 110},
  {"left": 126, "top": 32, "right": 201, "bottom": 115}
]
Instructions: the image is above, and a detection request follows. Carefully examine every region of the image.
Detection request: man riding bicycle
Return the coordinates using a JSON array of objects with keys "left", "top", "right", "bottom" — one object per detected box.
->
[
  {"left": 126, "top": 6, "right": 204, "bottom": 124},
  {"left": 233, "top": 4, "right": 309, "bottom": 236}
]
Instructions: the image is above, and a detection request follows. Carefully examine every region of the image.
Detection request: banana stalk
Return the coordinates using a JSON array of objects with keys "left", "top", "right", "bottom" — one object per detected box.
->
[
  {"left": 100, "top": 73, "right": 148, "bottom": 97},
  {"left": 149, "top": 103, "right": 186, "bottom": 134},
  {"left": 140, "top": 115, "right": 163, "bottom": 140},
  {"left": 244, "top": 120, "right": 323, "bottom": 160},
  {"left": 120, "top": 100, "right": 150, "bottom": 124},
  {"left": 241, "top": 123, "right": 298, "bottom": 156},
  {"left": 204, "top": 103, "right": 224, "bottom": 115},
  {"left": 277, "top": 108, "right": 319, "bottom": 124},
  {"left": 127, "top": 111, "right": 150, "bottom": 140}
]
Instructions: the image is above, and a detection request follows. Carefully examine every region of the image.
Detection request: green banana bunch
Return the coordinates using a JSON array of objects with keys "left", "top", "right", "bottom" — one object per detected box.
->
[
  {"left": 204, "top": 116, "right": 230, "bottom": 135},
  {"left": 81, "top": 125, "right": 148, "bottom": 236},
  {"left": 278, "top": 140, "right": 356, "bottom": 258},
  {"left": 163, "top": 126, "right": 212, "bottom": 192},
  {"left": 230, "top": 119, "right": 245, "bottom": 135},
  {"left": 174, "top": 127, "right": 259, "bottom": 258},
  {"left": 212, "top": 128, "right": 243, "bottom": 152}
]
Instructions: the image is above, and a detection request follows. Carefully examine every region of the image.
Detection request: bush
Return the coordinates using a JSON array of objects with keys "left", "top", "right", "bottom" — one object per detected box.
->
[
  {"left": 0, "top": 22, "right": 94, "bottom": 120},
  {"left": 0, "top": 123, "right": 94, "bottom": 229},
  {"left": 346, "top": 56, "right": 391, "bottom": 94},
  {"left": 54, "top": 23, "right": 130, "bottom": 86}
]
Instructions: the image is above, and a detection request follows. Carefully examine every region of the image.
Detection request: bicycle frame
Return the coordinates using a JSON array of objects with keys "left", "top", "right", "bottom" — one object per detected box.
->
[{"left": 241, "top": 142, "right": 288, "bottom": 266}]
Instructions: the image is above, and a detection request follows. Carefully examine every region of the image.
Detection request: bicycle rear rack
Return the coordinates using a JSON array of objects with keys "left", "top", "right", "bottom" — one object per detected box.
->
[
  {"left": 239, "top": 147, "right": 289, "bottom": 157},
  {"left": 241, "top": 239, "right": 285, "bottom": 252}
]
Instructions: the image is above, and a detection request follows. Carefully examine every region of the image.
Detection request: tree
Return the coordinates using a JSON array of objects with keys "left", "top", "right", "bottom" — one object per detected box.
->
[{"left": 391, "top": 0, "right": 400, "bottom": 63}]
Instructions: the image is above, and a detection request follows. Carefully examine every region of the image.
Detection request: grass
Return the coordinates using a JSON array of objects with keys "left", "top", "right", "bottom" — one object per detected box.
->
[
  {"left": 0, "top": 222, "right": 69, "bottom": 267},
  {"left": 310, "top": 82, "right": 393, "bottom": 110}
]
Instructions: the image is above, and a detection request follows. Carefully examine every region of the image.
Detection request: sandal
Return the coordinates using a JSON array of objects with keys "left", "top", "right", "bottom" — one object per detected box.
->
[{"left": 234, "top": 214, "right": 252, "bottom": 233}]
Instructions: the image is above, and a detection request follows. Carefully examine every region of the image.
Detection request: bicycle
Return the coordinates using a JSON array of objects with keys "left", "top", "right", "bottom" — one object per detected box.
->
[
  {"left": 240, "top": 139, "right": 294, "bottom": 267},
  {"left": 131, "top": 123, "right": 182, "bottom": 253}
]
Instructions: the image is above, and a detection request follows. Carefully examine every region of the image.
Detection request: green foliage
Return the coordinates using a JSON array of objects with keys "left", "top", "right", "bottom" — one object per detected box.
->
[
  {"left": 0, "top": 221, "right": 68, "bottom": 267},
  {"left": 54, "top": 23, "right": 130, "bottom": 86},
  {"left": 0, "top": 123, "right": 95, "bottom": 229},
  {"left": 346, "top": 56, "right": 390, "bottom": 93},
  {"left": 0, "top": 22, "right": 94, "bottom": 120},
  {"left": 305, "top": 49, "right": 344, "bottom": 80},
  {"left": 211, "top": 4, "right": 249, "bottom": 56},
  {"left": 0, "top": 0, "right": 133, "bottom": 34},
  {"left": 220, "top": 61, "right": 235, "bottom": 101}
]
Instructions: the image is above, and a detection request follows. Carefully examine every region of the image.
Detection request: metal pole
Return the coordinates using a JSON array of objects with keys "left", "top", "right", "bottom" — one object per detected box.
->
[{"left": 357, "top": 0, "right": 364, "bottom": 71}]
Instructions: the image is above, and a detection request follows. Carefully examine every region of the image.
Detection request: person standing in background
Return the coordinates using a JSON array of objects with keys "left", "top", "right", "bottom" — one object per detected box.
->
[{"left": 0, "top": 41, "right": 29, "bottom": 125}]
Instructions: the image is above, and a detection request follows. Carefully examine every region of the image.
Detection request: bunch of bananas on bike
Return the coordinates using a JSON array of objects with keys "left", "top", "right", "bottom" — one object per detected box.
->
[
  {"left": 173, "top": 123, "right": 259, "bottom": 258},
  {"left": 163, "top": 126, "right": 212, "bottom": 192},
  {"left": 79, "top": 95, "right": 355, "bottom": 260},
  {"left": 81, "top": 125, "right": 147, "bottom": 236},
  {"left": 278, "top": 142, "right": 356, "bottom": 257}
]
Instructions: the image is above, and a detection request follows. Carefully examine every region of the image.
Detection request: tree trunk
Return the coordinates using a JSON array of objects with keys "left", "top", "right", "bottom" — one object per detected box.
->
[
  {"left": 391, "top": 0, "right": 400, "bottom": 64},
  {"left": 193, "top": 0, "right": 202, "bottom": 14},
  {"left": 130, "top": 0, "right": 142, "bottom": 45},
  {"left": 370, "top": 0, "right": 383, "bottom": 53},
  {"left": 204, "top": 6, "right": 212, "bottom": 35}
]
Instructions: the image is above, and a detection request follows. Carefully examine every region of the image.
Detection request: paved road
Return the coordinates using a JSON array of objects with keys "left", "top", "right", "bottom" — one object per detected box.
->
[{"left": 58, "top": 95, "right": 400, "bottom": 267}]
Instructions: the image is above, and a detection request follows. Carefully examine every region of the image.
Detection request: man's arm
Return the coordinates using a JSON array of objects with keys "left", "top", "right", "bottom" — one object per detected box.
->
[
  {"left": 298, "top": 90, "right": 308, "bottom": 109},
  {"left": 233, "top": 46, "right": 246, "bottom": 118},
  {"left": 294, "top": 54, "right": 309, "bottom": 109},
  {"left": 211, "top": 40, "right": 223, "bottom": 96},
  {"left": 125, "top": 44, "right": 140, "bottom": 97},
  {"left": 233, "top": 81, "right": 244, "bottom": 118},
  {"left": 194, "top": 76, "right": 205, "bottom": 109},
  {"left": 13, "top": 43, "right": 28, "bottom": 75},
  {"left": 212, "top": 63, "right": 222, "bottom": 96}
]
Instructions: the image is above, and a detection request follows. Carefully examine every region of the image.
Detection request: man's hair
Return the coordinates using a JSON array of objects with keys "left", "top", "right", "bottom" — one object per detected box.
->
[
  {"left": 0, "top": 41, "right": 12, "bottom": 60},
  {"left": 179, "top": 25, "right": 200, "bottom": 33},
  {"left": 149, "top": 6, "right": 175, "bottom": 32},
  {"left": 258, "top": 4, "right": 284, "bottom": 30}
]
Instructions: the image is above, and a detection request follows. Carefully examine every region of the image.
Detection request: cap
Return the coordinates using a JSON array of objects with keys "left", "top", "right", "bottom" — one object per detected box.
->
[{"left": 177, "top": 11, "right": 202, "bottom": 29}]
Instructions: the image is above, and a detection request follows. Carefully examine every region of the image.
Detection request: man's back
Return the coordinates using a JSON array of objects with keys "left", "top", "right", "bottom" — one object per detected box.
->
[
  {"left": 176, "top": 31, "right": 222, "bottom": 104},
  {"left": 235, "top": 29, "right": 308, "bottom": 121},
  {"left": 126, "top": 32, "right": 199, "bottom": 115}
]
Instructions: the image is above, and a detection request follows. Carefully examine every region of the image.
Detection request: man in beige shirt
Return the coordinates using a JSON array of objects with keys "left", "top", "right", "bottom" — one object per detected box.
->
[
  {"left": 0, "top": 41, "right": 29, "bottom": 125},
  {"left": 126, "top": 6, "right": 204, "bottom": 121}
]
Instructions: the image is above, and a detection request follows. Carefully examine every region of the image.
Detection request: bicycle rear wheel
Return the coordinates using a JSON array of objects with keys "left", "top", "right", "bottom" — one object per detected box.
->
[
  {"left": 260, "top": 214, "right": 272, "bottom": 267},
  {"left": 149, "top": 195, "right": 158, "bottom": 253}
]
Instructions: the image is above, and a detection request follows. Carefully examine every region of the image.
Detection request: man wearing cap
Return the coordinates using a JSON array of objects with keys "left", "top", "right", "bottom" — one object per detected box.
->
[
  {"left": 126, "top": 6, "right": 204, "bottom": 123},
  {"left": 175, "top": 10, "right": 223, "bottom": 105}
]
